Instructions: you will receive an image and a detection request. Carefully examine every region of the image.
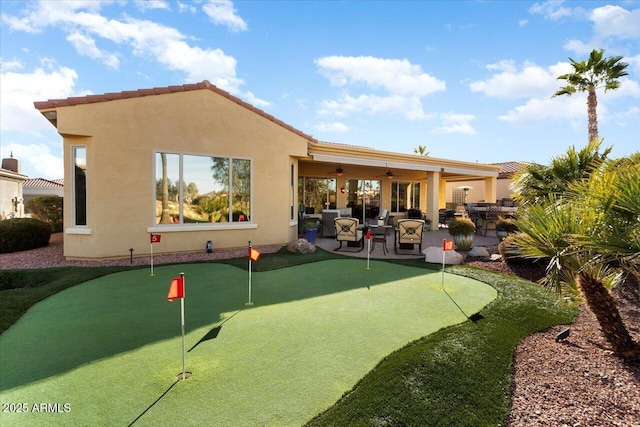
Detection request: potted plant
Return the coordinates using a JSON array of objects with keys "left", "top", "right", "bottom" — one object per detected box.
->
[
  {"left": 448, "top": 217, "right": 476, "bottom": 251},
  {"left": 495, "top": 217, "right": 518, "bottom": 241}
]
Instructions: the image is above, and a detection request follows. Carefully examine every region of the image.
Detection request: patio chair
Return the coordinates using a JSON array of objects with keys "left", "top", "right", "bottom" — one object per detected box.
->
[
  {"left": 334, "top": 217, "right": 364, "bottom": 251},
  {"left": 482, "top": 205, "right": 501, "bottom": 236},
  {"left": 394, "top": 219, "right": 425, "bottom": 255}
]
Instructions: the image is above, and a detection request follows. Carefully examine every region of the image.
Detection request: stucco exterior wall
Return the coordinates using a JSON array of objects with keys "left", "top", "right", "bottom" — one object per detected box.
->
[
  {"left": 53, "top": 89, "right": 309, "bottom": 259},
  {"left": 0, "top": 174, "right": 25, "bottom": 219}
]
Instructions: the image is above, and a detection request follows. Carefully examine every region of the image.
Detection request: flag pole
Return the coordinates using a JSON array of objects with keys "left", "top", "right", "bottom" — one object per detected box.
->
[
  {"left": 246, "top": 241, "right": 254, "bottom": 306},
  {"left": 150, "top": 241, "right": 155, "bottom": 276},
  {"left": 366, "top": 234, "right": 371, "bottom": 270},
  {"left": 441, "top": 239, "right": 446, "bottom": 289},
  {"left": 178, "top": 272, "right": 191, "bottom": 380}
]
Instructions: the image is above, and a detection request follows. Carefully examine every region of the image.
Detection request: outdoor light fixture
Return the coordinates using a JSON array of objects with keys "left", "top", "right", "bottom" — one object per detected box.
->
[{"left": 340, "top": 187, "right": 346, "bottom": 193}]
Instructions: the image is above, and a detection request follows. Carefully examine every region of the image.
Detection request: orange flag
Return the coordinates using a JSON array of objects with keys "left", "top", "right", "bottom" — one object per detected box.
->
[
  {"left": 167, "top": 277, "right": 184, "bottom": 301},
  {"left": 443, "top": 239, "right": 454, "bottom": 251},
  {"left": 249, "top": 248, "right": 260, "bottom": 262}
]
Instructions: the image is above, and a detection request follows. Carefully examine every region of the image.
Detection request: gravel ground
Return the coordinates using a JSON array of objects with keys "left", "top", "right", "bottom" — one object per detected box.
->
[{"left": 2, "top": 234, "right": 639, "bottom": 425}]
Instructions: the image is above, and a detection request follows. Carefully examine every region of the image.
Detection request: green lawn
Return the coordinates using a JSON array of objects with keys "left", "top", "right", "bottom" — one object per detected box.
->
[{"left": 0, "top": 259, "right": 497, "bottom": 426}]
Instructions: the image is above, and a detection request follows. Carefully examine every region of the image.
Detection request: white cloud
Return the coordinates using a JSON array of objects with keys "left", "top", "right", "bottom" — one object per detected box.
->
[
  {"left": 432, "top": 113, "right": 477, "bottom": 135},
  {"left": 499, "top": 94, "right": 585, "bottom": 125},
  {"left": 318, "top": 94, "right": 428, "bottom": 120},
  {"left": 135, "top": 1, "right": 171, "bottom": 12},
  {"left": 0, "top": 2, "right": 263, "bottom": 102},
  {"left": 177, "top": 2, "right": 197, "bottom": 13},
  {"left": 0, "top": 60, "right": 81, "bottom": 132},
  {"left": 202, "top": 0, "right": 248, "bottom": 32},
  {"left": 315, "top": 56, "right": 445, "bottom": 119},
  {"left": 469, "top": 61, "right": 571, "bottom": 100},
  {"left": 562, "top": 39, "right": 594, "bottom": 56},
  {"left": 2, "top": 141, "right": 63, "bottom": 179},
  {"left": 66, "top": 31, "right": 120, "bottom": 69},
  {"left": 528, "top": 1, "right": 574, "bottom": 21},
  {"left": 591, "top": 5, "right": 640, "bottom": 40},
  {"left": 314, "top": 122, "right": 351, "bottom": 133},
  {"left": 518, "top": 19, "right": 528, "bottom": 27},
  {"left": 316, "top": 56, "right": 445, "bottom": 97}
]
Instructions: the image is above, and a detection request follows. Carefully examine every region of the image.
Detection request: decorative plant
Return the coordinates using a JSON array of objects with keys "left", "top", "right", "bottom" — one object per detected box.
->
[
  {"left": 496, "top": 217, "right": 519, "bottom": 233},
  {"left": 447, "top": 217, "right": 476, "bottom": 235}
]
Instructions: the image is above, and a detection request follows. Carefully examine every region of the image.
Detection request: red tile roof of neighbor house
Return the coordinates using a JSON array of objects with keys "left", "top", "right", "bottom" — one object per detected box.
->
[
  {"left": 34, "top": 80, "right": 318, "bottom": 143},
  {"left": 491, "top": 161, "right": 528, "bottom": 178},
  {"left": 23, "top": 178, "right": 64, "bottom": 189}
]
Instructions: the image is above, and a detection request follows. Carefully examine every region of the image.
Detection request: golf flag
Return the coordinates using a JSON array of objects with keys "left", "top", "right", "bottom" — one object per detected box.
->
[
  {"left": 249, "top": 247, "right": 260, "bottom": 262},
  {"left": 365, "top": 229, "right": 371, "bottom": 240},
  {"left": 167, "top": 277, "right": 184, "bottom": 301},
  {"left": 150, "top": 234, "right": 161, "bottom": 244},
  {"left": 443, "top": 239, "right": 454, "bottom": 251}
]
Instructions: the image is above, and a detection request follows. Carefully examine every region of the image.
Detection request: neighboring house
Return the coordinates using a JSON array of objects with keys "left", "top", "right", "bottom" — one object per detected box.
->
[
  {"left": 23, "top": 178, "right": 64, "bottom": 204},
  {"left": 0, "top": 154, "right": 27, "bottom": 220},
  {"left": 445, "top": 161, "right": 526, "bottom": 206},
  {"left": 34, "top": 80, "right": 500, "bottom": 260}
]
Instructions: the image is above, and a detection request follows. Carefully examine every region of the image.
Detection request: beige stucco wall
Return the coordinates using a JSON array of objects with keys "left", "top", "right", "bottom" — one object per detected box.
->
[
  {"left": 52, "top": 89, "right": 309, "bottom": 259},
  {"left": 0, "top": 173, "right": 25, "bottom": 219},
  {"left": 445, "top": 178, "right": 516, "bottom": 204}
]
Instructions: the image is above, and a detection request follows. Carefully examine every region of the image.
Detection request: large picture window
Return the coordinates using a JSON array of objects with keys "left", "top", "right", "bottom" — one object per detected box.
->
[
  {"left": 72, "top": 146, "right": 87, "bottom": 226},
  {"left": 155, "top": 152, "right": 251, "bottom": 224},
  {"left": 391, "top": 181, "right": 420, "bottom": 213}
]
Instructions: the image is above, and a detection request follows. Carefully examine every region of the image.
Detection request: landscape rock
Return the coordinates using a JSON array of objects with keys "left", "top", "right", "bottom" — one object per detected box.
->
[
  {"left": 468, "top": 246, "right": 490, "bottom": 257},
  {"left": 287, "top": 238, "right": 316, "bottom": 254},
  {"left": 422, "top": 246, "right": 463, "bottom": 265}
]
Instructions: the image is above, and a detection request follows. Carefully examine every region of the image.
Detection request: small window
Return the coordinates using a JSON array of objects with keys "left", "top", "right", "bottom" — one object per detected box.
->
[{"left": 72, "top": 146, "right": 87, "bottom": 226}]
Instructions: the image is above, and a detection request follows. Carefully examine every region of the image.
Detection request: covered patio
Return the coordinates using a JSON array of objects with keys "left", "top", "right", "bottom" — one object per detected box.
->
[{"left": 298, "top": 141, "right": 501, "bottom": 232}]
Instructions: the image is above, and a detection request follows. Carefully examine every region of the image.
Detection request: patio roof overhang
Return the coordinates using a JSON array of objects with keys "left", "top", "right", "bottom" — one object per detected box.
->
[{"left": 307, "top": 141, "right": 500, "bottom": 179}]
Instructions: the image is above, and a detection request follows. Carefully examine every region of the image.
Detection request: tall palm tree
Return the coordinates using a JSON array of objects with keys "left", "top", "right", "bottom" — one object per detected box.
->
[
  {"left": 511, "top": 155, "right": 640, "bottom": 360},
  {"left": 554, "top": 49, "right": 629, "bottom": 143}
]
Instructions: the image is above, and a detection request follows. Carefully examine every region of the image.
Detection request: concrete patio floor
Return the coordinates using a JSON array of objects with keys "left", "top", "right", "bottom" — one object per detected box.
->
[{"left": 312, "top": 228, "right": 500, "bottom": 260}]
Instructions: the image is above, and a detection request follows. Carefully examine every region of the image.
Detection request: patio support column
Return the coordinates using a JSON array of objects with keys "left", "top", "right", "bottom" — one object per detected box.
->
[
  {"left": 484, "top": 176, "right": 497, "bottom": 204},
  {"left": 438, "top": 177, "right": 447, "bottom": 209},
  {"left": 425, "top": 171, "right": 439, "bottom": 231}
]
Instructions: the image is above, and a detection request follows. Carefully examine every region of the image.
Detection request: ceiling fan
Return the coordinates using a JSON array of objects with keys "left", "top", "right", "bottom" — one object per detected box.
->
[
  {"left": 377, "top": 165, "right": 399, "bottom": 179},
  {"left": 328, "top": 165, "right": 344, "bottom": 176}
]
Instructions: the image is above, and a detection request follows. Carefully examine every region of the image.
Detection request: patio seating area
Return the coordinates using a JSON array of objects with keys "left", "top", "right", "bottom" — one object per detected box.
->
[{"left": 314, "top": 228, "right": 500, "bottom": 260}]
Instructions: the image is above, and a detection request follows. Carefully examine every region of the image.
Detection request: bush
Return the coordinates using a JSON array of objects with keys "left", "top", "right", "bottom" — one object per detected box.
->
[
  {"left": 448, "top": 217, "right": 476, "bottom": 235},
  {"left": 496, "top": 217, "right": 519, "bottom": 233},
  {"left": 25, "top": 196, "right": 63, "bottom": 232},
  {"left": 0, "top": 218, "right": 52, "bottom": 254}
]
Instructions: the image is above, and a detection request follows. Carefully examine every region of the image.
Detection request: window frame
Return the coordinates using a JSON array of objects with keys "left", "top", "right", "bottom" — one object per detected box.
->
[{"left": 151, "top": 151, "right": 256, "bottom": 231}]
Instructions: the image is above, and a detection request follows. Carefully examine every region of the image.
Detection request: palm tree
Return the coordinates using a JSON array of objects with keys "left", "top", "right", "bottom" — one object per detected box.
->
[
  {"left": 511, "top": 155, "right": 640, "bottom": 360},
  {"left": 554, "top": 49, "right": 629, "bottom": 143},
  {"left": 511, "top": 139, "right": 611, "bottom": 205},
  {"left": 413, "top": 145, "right": 429, "bottom": 156}
]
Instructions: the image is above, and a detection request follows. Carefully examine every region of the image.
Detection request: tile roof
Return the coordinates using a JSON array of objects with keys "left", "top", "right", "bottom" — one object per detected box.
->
[
  {"left": 491, "top": 161, "right": 528, "bottom": 178},
  {"left": 23, "top": 178, "right": 64, "bottom": 189},
  {"left": 34, "top": 80, "right": 317, "bottom": 143}
]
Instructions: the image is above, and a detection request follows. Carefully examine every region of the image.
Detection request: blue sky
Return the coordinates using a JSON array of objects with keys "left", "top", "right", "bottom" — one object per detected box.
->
[{"left": 1, "top": 0, "right": 639, "bottom": 180}]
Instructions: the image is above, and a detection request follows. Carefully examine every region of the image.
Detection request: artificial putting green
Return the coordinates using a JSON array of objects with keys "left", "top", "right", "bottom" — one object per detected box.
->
[{"left": 0, "top": 259, "right": 496, "bottom": 426}]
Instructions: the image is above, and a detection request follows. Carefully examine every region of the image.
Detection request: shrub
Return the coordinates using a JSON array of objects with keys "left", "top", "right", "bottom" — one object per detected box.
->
[
  {"left": 0, "top": 218, "right": 52, "bottom": 254},
  {"left": 448, "top": 217, "right": 476, "bottom": 235},
  {"left": 25, "top": 196, "right": 63, "bottom": 232},
  {"left": 496, "top": 216, "right": 519, "bottom": 233}
]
